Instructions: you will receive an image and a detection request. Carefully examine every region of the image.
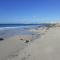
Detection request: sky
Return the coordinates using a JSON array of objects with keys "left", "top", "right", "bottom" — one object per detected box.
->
[{"left": 0, "top": 0, "right": 60, "bottom": 23}]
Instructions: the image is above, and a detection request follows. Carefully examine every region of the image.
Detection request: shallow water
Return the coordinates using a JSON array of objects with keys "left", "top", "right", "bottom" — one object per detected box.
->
[
  {"left": 0, "top": 24, "right": 46, "bottom": 40},
  {"left": 0, "top": 27, "right": 38, "bottom": 39}
]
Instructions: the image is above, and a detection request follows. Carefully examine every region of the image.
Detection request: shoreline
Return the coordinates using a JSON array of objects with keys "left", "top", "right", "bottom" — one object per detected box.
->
[
  {"left": 0, "top": 25, "right": 51, "bottom": 60},
  {"left": 6, "top": 26, "right": 60, "bottom": 60}
]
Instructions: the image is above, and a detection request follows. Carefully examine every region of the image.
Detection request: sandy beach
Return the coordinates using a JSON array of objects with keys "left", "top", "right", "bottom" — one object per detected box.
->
[
  {"left": 0, "top": 34, "right": 36, "bottom": 60},
  {"left": 1, "top": 25, "right": 60, "bottom": 60},
  {"left": 0, "top": 26, "right": 46, "bottom": 60},
  {"left": 0, "top": 0, "right": 60, "bottom": 60}
]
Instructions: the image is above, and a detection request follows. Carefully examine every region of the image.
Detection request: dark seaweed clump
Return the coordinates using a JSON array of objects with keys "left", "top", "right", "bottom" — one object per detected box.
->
[
  {"left": 25, "top": 40, "right": 29, "bottom": 43},
  {"left": 0, "top": 38, "right": 4, "bottom": 41}
]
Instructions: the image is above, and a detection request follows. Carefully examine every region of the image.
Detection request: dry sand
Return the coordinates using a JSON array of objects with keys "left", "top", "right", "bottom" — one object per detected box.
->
[
  {"left": 6, "top": 27, "right": 60, "bottom": 60},
  {"left": 1, "top": 26, "right": 60, "bottom": 60},
  {"left": 25, "top": 27, "right": 60, "bottom": 60},
  {"left": 0, "top": 35, "right": 33, "bottom": 60}
]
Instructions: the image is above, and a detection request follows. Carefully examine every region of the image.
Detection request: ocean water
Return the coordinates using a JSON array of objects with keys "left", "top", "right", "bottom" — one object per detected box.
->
[
  {"left": 0, "top": 24, "right": 48, "bottom": 39},
  {"left": 0, "top": 24, "right": 38, "bottom": 30}
]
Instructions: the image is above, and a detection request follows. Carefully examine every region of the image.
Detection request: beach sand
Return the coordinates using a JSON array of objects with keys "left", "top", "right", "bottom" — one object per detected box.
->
[
  {"left": 1, "top": 26, "right": 60, "bottom": 60},
  {"left": 0, "top": 35, "right": 34, "bottom": 60},
  {"left": 5, "top": 26, "right": 60, "bottom": 60}
]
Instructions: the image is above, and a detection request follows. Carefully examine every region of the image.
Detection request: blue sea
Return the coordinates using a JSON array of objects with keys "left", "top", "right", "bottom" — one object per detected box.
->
[{"left": 0, "top": 24, "right": 48, "bottom": 39}]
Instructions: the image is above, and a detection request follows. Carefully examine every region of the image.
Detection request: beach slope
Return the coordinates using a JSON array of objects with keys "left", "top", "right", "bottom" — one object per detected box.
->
[
  {"left": 1, "top": 26, "right": 60, "bottom": 60},
  {"left": 9, "top": 27, "right": 60, "bottom": 60}
]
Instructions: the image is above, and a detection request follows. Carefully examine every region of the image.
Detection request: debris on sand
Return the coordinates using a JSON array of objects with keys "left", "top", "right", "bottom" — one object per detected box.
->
[
  {"left": 25, "top": 40, "right": 29, "bottom": 43},
  {"left": 0, "top": 38, "right": 4, "bottom": 41}
]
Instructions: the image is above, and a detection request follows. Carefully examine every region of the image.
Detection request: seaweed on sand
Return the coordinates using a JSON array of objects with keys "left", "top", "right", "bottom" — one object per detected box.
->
[
  {"left": 25, "top": 40, "right": 29, "bottom": 43},
  {"left": 20, "top": 38, "right": 23, "bottom": 40},
  {"left": 0, "top": 38, "right": 4, "bottom": 41}
]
